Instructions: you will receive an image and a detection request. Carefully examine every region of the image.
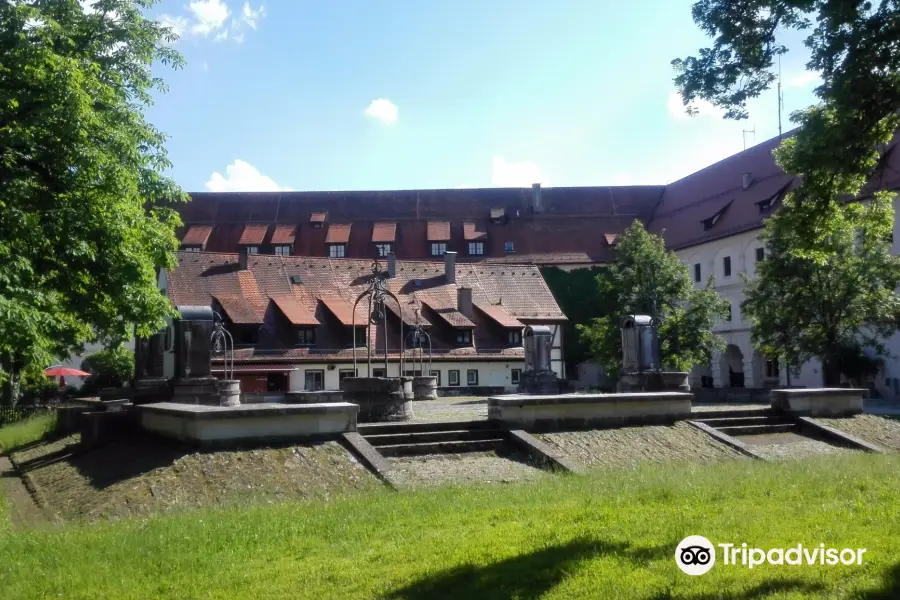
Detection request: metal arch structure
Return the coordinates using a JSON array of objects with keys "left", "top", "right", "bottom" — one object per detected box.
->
[
  {"left": 211, "top": 311, "right": 235, "bottom": 380},
  {"left": 406, "top": 307, "right": 432, "bottom": 376},
  {"left": 352, "top": 260, "right": 404, "bottom": 377}
]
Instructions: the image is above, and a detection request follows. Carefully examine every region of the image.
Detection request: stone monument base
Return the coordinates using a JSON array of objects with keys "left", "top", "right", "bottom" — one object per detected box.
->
[
  {"left": 133, "top": 377, "right": 170, "bottom": 404},
  {"left": 618, "top": 371, "right": 690, "bottom": 393},
  {"left": 341, "top": 377, "right": 412, "bottom": 422},
  {"left": 218, "top": 379, "right": 241, "bottom": 407},
  {"left": 171, "top": 377, "right": 220, "bottom": 405},
  {"left": 412, "top": 376, "right": 438, "bottom": 400},
  {"left": 517, "top": 370, "right": 560, "bottom": 395},
  {"left": 771, "top": 388, "right": 865, "bottom": 417}
]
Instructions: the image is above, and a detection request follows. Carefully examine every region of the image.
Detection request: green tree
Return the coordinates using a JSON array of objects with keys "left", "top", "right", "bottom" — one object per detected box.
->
[
  {"left": 80, "top": 344, "right": 135, "bottom": 394},
  {"left": 672, "top": 1, "right": 900, "bottom": 253},
  {"left": 540, "top": 266, "right": 615, "bottom": 377},
  {"left": 742, "top": 194, "right": 900, "bottom": 386},
  {"left": 0, "top": 1, "right": 186, "bottom": 403},
  {"left": 577, "top": 221, "right": 729, "bottom": 380}
]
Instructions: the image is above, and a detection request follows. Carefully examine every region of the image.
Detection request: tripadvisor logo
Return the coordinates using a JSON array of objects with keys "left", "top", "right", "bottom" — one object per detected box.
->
[{"left": 675, "top": 536, "right": 867, "bottom": 576}]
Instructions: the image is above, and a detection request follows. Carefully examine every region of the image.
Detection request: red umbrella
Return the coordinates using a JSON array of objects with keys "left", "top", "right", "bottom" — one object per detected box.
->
[{"left": 44, "top": 366, "right": 91, "bottom": 377}]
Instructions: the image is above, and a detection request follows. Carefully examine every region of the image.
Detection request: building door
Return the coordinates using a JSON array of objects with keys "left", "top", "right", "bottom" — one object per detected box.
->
[{"left": 304, "top": 370, "right": 324, "bottom": 391}]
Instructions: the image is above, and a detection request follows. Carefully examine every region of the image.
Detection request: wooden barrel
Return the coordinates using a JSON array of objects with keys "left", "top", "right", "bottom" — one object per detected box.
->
[
  {"left": 217, "top": 379, "right": 242, "bottom": 407},
  {"left": 341, "top": 377, "right": 412, "bottom": 422},
  {"left": 412, "top": 376, "right": 438, "bottom": 400}
]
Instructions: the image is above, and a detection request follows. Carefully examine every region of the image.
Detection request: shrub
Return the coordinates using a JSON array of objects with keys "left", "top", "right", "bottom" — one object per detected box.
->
[{"left": 80, "top": 346, "right": 135, "bottom": 395}]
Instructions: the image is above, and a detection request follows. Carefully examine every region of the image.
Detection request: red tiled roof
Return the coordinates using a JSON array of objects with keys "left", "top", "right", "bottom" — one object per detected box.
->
[
  {"left": 475, "top": 302, "right": 523, "bottom": 328},
  {"left": 319, "top": 295, "right": 359, "bottom": 326},
  {"left": 270, "top": 296, "right": 319, "bottom": 326},
  {"left": 310, "top": 212, "right": 327, "bottom": 223},
  {"left": 463, "top": 221, "right": 488, "bottom": 241},
  {"left": 181, "top": 225, "right": 213, "bottom": 247},
  {"left": 325, "top": 223, "right": 352, "bottom": 244},
  {"left": 212, "top": 363, "right": 298, "bottom": 373},
  {"left": 421, "top": 300, "right": 475, "bottom": 328},
  {"left": 427, "top": 221, "right": 451, "bottom": 241},
  {"left": 271, "top": 225, "right": 296, "bottom": 245},
  {"left": 215, "top": 295, "right": 262, "bottom": 324},
  {"left": 386, "top": 302, "right": 432, "bottom": 327},
  {"left": 372, "top": 222, "right": 396, "bottom": 243},
  {"left": 238, "top": 224, "right": 268, "bottom": 245},
  {"left": 219, "top": 347, "right": 526, "bottom": 363}
]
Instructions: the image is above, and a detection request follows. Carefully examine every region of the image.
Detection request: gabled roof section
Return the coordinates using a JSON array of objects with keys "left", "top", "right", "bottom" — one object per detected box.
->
[
  {"left": 238, "top": 224, "right": 268, "bottom": 245},
  {"left": 372, "top": 222, "right": 397, "bottom": 243},
  {"left": 309, "top": 212, "right": 327, "bottom": 223},
  {"left": 463, "top": 221, "right": 488, "bottom": 241},
  {"left": 702, "top": 201, "right": 733, "bottom": 231},
  {"left": 604, "top": 233, "right": 617, "bottom": 246},
  {"left": 325, "top": 223, "right": 352, "bottom": 244},
  {"left": 319, "top": 296, "right": 358, "bottom": 326},
  {"left": 182, "top": 225, "right": 213, "bottom": 247},
  {"left": 270, "top": 296, "right": 319, "bottom": 326},
  {"left": 386, "top": 302, "right": 432, "bottom": 327},
  {"left": 427, "top": 221, "right": 451, "bottom": 241},
  {"left": 474, "top": 302, "right": 522, "bottom": 328},
  {"left": 271, "top": 225, "right": 296, "bottom": 245},
  {"left": 215, "top": 295, "right": 262, "bottom": 324},
  {"left": 421, "top": 300, "right": 475, "bottom": 328}
]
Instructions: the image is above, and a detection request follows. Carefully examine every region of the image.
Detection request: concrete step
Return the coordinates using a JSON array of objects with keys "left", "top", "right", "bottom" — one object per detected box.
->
[
  {"left": 365, "top": 429, "right": 505, "bottom": 446},
  {"left": 716, "top": 423, "right": 797, "bottom": 436},
  {"left": 357, "top": 420, "right": 496, "bottom": 436},
  {"left": 691, "top": 408, "right": 779, "bottom": 419},
  {"left": 695, "top": 415, "right": 793, "bottom": 428},
  {"left": 378, "top": 438, "right": 507, "bottom": 457}
]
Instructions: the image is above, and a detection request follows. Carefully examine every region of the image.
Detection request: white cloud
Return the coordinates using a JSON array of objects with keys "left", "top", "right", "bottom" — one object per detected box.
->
[
  {"left": 232, "top": 31, "right": 245, "bottom": 44},
  {"left": 241, "top": 1, "right": 265, "bottom": 29},
  {"left": 491, "top": 156, "right": 551, "bottom": 187},
  {"left": 667, "top": 90, "right": 724, "bottom": 120},
  {"left": 785, "top": 71, "right": 819, "bottom": 89},
  {"left": 159, "top": 14, "right": 188, "bottom": 38},
  {"left": 188, "top": 0, "right": 230, "bottom": 37},
  {"left": 205, "top": 160, "right": 292, "bottom": 192},
  {"left": 364, "top": 99, "right": 399, "bottom": 125},
  {"left": 215, "top": 29, "right": 229, "bottom": 41}
]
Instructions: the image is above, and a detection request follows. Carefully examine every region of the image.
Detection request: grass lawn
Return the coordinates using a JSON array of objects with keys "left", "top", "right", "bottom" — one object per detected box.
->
[
  {"left": 0, "top": 413, "right": 55, "bottom": 454},
  {"left": 1, "top": 448, "right": 900, "bottom": 599}
]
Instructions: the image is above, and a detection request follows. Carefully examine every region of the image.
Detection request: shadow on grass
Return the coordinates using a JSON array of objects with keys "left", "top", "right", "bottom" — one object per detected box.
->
[
  {"left": 859, "top": 562, "right": 900, "bottom": 599},
  {"left": 384, "top": 537, "right": 675, "bottom": 600},
  {"left": 648, "top": 579, "right": 826, "bottom": 600}
]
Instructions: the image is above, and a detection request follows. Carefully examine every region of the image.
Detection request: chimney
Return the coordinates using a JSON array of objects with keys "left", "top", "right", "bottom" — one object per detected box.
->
[
  {"left": 742, "top": 172, "right": 753, "bottom": 190},
  {"left": 238, "top": 246, "right": 249, "bottom": 271},
  {"left": 387, "top": 252, "right": 396, "bottom": 278},
  {"left": 532, "top": 183, "right": 544, "bottom": 213},
  {"left": 457, "top": 287, "right": 473, "bottom": 317},
  {"left": 444, "top": 251, "right": 457, "bottom": 284}
]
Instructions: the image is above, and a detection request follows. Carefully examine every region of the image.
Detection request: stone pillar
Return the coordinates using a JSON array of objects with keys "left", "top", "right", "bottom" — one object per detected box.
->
[
  {"left": 711, "top": 351, "right": 724, "bottom": 387},
  {"left": 742, "top": 359, "right": 756, "bottom": 388},
  {"left": 218, "top": 379, "right": 241, "bottom": 407}
]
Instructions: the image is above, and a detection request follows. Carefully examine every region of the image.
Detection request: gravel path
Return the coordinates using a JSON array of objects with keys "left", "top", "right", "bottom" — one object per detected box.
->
[
  {"left": 536, "top": 422, "right": 745, "bottom": 471},
  {"left": 387, "top": 451, "right": 547, "bottom": 488},
  {"left": 735, "top": 432, "right": 860, "bottom": 460},
  {"left": 409, "top": 397, "right": 488, "bottom": 423},
  {"left": 816, "top": 414, "right": 900, "bottom": 451}
]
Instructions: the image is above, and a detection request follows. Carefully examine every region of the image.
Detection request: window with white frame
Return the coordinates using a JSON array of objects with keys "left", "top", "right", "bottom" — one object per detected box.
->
[
  {"left": 508, "top": 330, "right": 522, "bottom": 346},
  {"left": 183, "top": 246, "right": 201, "bottom": 253},
  {"left": 467, "top": 369, "right": 478, "bottom": 386},
  {"left": 468, "top": 242, "right": 484, "bottom": 256},
  {"left": 456, "top": 329, "right": 472, "bottom": 345},
  {"left": 275, "top": 245, "right": 291, "bottom": 256},
  {"left": 448, "top": 369, "right": 460, "bottom": 386},
  {"left": 430, "top": 370, "right": 441, "bottom": 386},
  {"left": 375, "top": 243, "right": 392, "bottom": 257},
  {"left": 511, "top": 368, "right": 522, "bottom": 385},
  {"left": 329, "top": 244, "right": 346, "bottom": 258},
  {"left": 431, "top": 242, "right": 447, "bottom": 256},
  {"left": 245, "top": 246, "right": 259, "bottom": 255}
]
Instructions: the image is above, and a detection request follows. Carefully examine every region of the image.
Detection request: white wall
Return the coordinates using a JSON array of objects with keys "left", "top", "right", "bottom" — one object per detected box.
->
[{"left": 290, "top": 359, "right": 527, "bottom": 392}]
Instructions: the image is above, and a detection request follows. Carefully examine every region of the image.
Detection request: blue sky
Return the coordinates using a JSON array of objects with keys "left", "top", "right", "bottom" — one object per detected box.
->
[{"left": 146, "top": 0, "right": 821, "bottom": 193}]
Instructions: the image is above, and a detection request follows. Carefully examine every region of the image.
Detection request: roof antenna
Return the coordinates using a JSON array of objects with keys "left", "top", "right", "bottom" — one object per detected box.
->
[
  {"left": 777, "top": 55, "right": 784, "bottom": 139},
  {"left": 742, "top": 125, "right": 756, "bottom": 151}
]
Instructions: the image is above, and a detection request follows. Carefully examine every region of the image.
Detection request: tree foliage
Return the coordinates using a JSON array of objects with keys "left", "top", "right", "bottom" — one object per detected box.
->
[
  {"left": 577, "top": 221, "right": 729, "bottom": 380},
  {"left": 80, "top": 344, "right": 134, "bottom": 393},
  {"left": 540, "top": 266, "right": 615, "bottom": 376},
  {"left": 672, "top": 0, "right": 900, "bottom": 247},
  {"left": 743, "top": 194, "right": 900, "bottom": 386},
  {"left": 0, "top": 1, "right": 186, "bottom": 400}
]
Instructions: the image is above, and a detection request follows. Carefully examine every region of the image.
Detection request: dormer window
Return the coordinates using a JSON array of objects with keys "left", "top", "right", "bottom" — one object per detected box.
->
[
  {"left": 296, "top": 328, "right": 316, "bottom": 346},
  {"left": 375, "top": 243, "right": 392, "bottom": 257},
  {"left": 274, "top": 245, "right": 291, "bottom": 256},
  {"left": 354, "top": 326, "right": 367, "bottom": 347},
  {"left": 431, "top": 242, "right": 447, "bottom": 256},
  {"left": 310, "top": 212, "right": 327, "bottom": 229},
  {"left": 490, "top": 207, "right": 505, "bottom": 224},
  {"left": 329, "top": 244, "right": 346, "bottom": 258},
  {"left": 245, "top": 246, "right": 259, "bottom": 255},
  {"left": 504, "top": 241, "right": 515, "bottom": 253},
  {"left": 508, "top": 330, "right": 522, "bottom": 346},
  {"left": 183, "top": 246, "right": 201, "bottom": 253},
  {"left": 468, "top": 242, "right": 484, "bottom": 256},
  {"left": 758, "top": 198, "right": 773, "bottom": 214},
  {"left": 456, "top": 329, "right": 472, "bottom": 345},
  {"left": 702, "top": 201, "right": 733, "bottom": 231}
]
